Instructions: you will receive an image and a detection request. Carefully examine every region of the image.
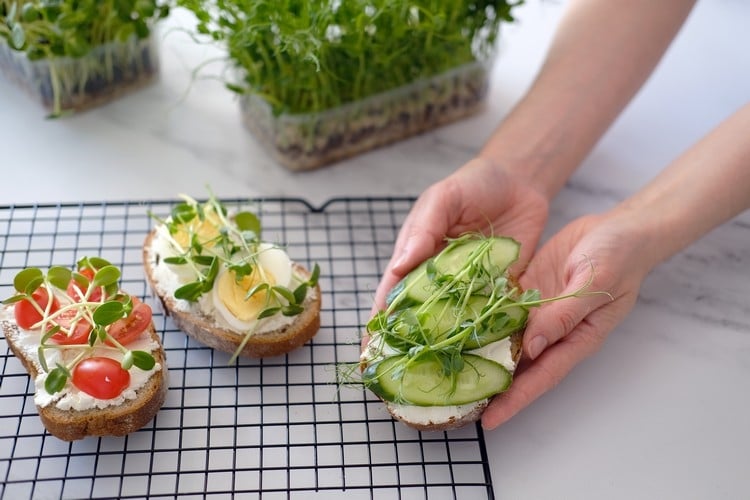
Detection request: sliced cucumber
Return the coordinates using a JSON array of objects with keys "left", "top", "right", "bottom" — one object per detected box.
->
[
  {"left": 363, "top": 353, "right": 512, "bottom": 406},
  {"left": 385, "top": 295, "right": 487, "bottom": 347},
  {"left": 383, "top": 295, "right": 527, "bottom": 350},
  {"left": 462, "top": 303, "right": 528, "bottom": 350},
  {"left": 419, "top": 295, "right": 487, "bottom": 339},
  {"left": 389, "top": 236, "right": 521, "bottom": 306}
]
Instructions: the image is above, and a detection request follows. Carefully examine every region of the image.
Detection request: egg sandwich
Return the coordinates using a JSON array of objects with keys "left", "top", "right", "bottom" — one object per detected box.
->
[{"left": 142, "top": 194, "right": 321, "bottom": 362}]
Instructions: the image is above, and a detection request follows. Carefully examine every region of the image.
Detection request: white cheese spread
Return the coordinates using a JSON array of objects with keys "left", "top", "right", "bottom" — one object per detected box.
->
[{"left": 1, "top": 307, "right": 162, "bottom": 411}]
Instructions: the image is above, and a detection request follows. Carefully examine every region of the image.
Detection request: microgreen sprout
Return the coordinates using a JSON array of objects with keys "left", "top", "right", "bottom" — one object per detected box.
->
[
  {"left": 2, "top": 257, "right": 156, "bottom": 395},
  {"left": 176, "top": 0, "right": 523, "bottom": 116}
]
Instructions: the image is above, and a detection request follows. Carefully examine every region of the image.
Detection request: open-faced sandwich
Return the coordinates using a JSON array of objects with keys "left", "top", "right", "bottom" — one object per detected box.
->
[
  {"left": 142, "top": 194, "right": 321, "bottom": 362},
  {"left": 359, "top": 234, "right": 535, "bottom": 431},
  {"left": 1, "top": 257, "right": 167, "bottom": 441}
]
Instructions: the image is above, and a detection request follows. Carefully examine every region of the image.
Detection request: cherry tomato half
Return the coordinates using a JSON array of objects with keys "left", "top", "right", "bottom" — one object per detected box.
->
[
  {"left": 107, "top": 298, "right": 152, "bottom": 346},
  {"left": 14, "top": 287, "right": 60, "bottom": 330},
  {"left": 48, "top": 308, "right": 93, "bottom": 345},
  {"left": 66, "top": 268, "right": 103, "bottom": 302},
  {"left": 72, "top": 357, "right": 130, "bottom": 400}
]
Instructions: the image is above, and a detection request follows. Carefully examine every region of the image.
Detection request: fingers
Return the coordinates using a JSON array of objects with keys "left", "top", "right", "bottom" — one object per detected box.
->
[
  {"left": 521, "top": 259, "right": 612, "bottom": 360},
  {"left": 371, "top": 230, "right": 439, "bottom": 311},
  {"left": 372, "top": 189, "right": 453, "bottom": 312},
  {"left": 481, "top": 320, "right": 601, "bottom": 430}
]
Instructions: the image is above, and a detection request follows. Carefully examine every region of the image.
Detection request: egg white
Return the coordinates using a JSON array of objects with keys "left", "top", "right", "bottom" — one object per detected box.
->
[{"left": 211, "top": 243, "right": 292, "bottom": 331}]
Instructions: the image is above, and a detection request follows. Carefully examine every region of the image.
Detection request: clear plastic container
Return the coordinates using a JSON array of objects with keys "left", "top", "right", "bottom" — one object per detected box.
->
[
  {"left": 239, "top": 60, "right": 491, "bottom": 171},
  {"left": 0, "top": 35, "right": 159, "bottom": 116}
]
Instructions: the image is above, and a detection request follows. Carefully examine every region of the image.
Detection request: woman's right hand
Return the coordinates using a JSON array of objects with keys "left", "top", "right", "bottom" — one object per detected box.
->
[{"left": 372, "top": 157, "right": 550, "bottom": 313}]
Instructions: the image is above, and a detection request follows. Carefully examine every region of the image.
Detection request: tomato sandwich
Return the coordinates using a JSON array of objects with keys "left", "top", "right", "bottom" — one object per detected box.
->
[
  {"left": 1, "top": 258, "right": 168, "bottom": 441},
  {"left": 142, "top": 194, "right": 321, "bottom": 363}
]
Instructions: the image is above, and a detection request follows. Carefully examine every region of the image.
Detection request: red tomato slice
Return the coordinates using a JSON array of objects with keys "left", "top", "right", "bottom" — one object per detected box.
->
[
  {"left": 107, "top": 299, "right": 152, "bottom": 346},
  {"left": 48, "top": 308, "right": 93, "bottom": 345},
  {"left": 72, "top": 357, "right": 130, "bottom": 399},
  {"left": 66, "top": 268, "right": 103, "bottom": 302},
  {"left": 14, "top": 287, "right": 60, "bottom": 330}
]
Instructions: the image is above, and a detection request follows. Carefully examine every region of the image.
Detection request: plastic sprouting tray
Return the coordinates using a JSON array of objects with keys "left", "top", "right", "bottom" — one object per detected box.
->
[
  {"left": 0, "top": 35, "right": 159, "bottom": 116},
  {"left": 0, "top": 197, "right": 494, "bottom": 499}
]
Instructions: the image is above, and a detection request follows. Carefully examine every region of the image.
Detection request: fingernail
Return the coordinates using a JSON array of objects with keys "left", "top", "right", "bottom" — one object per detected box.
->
[
  {"left": 527, "top": 336, "right": 548, "bottom": 359},
  {"left": 391, "top": 244, "right": 410, "bottom": 272}
]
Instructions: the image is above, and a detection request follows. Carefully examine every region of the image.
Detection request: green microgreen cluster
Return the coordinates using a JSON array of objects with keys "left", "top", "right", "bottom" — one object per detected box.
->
[
  {"left": 149, "top": 193, "right": 320, "bottom": 363},
  {"left": 2, "top": 257, "right": 156, "bottom": 395},
  {"left": 340, "top": 234, "right": 603, "bottom": 406},
  {"left": 153, "top": 195, "right": 262, "bottom": 302},
  {"left": 176, "top": 0, "right": 523, "bottom": 115},
  {"left": 0, "top": 0, "right": 171, "bottom": 116}
]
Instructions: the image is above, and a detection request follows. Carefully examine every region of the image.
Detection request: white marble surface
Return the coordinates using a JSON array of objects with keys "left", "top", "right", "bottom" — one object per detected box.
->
[{"left": 2, "top": 1, "right": 749, "bottom": 498}]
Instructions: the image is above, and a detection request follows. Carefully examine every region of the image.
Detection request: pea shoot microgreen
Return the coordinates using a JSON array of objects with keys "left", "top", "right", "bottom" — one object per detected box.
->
[
  {"left": 2, "top": 257, "right": 156, "bottom": 396},
  {"left": 175, "top": 0, "right": 523, "bottom": 116},
  {"left": 149, "top": 193, "right": 320, "bottom": 364}
]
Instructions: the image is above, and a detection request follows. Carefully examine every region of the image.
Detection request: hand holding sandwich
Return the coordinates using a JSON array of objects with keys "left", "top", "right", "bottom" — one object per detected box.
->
[{"left": 370, "top": 0, "right": 750, "bottom": 430}]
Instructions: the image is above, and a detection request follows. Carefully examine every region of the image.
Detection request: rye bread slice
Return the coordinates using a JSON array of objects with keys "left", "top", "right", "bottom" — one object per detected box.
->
[
  {"left": 142, "top": 229, "right": 321, "bottom": 358},
  {"left": 2, "top": 311, "right": 168, "bottom": 441}
]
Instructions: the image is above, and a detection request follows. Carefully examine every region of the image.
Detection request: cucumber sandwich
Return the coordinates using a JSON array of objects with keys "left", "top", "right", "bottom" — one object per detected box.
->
[{"left": 359, "top": 234, "right": 531, "bottom": 431}]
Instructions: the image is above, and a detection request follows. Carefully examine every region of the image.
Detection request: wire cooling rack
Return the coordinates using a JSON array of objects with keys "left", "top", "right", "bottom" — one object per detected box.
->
[{"left": 0, "top": 197, "right": 494, "bottom": 500}]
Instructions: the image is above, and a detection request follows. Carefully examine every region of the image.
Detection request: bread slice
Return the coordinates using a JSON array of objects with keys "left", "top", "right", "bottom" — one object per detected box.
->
[
  {"left": 2, "top": 310, "right": 168, "bottom": 441},
  {"left": 142, "top": 229, "right": 321, "bottom": 358}
]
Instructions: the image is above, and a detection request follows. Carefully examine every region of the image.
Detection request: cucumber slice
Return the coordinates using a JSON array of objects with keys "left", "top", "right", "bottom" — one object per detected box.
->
[
  {"left": 385, "top": 296, "right": 486, "bottom": 347},
  {"left": 389, "top": 236, "right": 521, "bottom": 306},
  {"left": 462, "top": 304, "right": 528, "bottom": 350},
  {"left": 363, "top": 353, "right": 512, "bottom": 406},
  {"left": 384, "top": 295, "right": 527, "bottom": 350}
]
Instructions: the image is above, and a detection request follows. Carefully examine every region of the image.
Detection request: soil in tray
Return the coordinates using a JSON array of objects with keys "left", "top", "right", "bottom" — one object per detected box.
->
[
  {"left": 0, "top": 35, "right": 159, "bottom": 115},
  {"left": 240, "top": 61, "right": 490, "bottom": 171}
]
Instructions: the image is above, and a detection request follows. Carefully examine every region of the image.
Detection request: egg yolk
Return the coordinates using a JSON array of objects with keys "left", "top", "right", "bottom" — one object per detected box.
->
[
  {"left": 173, "top": 207, "right": 223, "bottom": 250},
  {"left": 217, "top": 267, "right": 277, "bottom": 321}
]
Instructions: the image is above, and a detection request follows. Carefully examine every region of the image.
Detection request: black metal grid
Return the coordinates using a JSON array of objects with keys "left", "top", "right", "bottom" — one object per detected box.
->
[{"left": 0, "top": 197, "right": 494, "bottom": 500}]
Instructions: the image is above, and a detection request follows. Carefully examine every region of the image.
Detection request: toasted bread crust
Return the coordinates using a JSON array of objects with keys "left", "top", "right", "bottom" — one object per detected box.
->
[
  {"left": 2, "top": 313, "right": 168, "bottom": 441},
  {"left": 143, "top": 228, "right": 321, "bottom": 358}
]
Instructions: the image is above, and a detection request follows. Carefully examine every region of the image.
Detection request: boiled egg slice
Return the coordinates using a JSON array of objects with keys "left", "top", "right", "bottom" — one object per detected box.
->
[
  {"left": 211, "top": 243, "right": 293, "bottom": 331},
  {"left": 171, "top": 205, "right": 223, "bottom": 251}
]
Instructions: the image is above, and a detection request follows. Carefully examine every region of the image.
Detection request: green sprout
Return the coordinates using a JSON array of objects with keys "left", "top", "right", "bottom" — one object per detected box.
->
[
  {"left": 176, "top": 0, "right": 523, "bottom": 116},
  {"left": 0, "top": 0, "right": 171, "bottom": 117}
]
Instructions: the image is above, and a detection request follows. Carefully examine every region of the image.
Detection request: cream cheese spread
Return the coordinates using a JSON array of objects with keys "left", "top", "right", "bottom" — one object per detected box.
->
[{"left": 1, "top": 307, "right": 162, "bottom": 411}]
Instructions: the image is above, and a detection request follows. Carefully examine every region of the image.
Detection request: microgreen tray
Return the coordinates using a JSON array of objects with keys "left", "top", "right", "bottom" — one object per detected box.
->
[
  {"left": 240, "top": 60, "right": 491, "bottom": 171},
  {"left": 0, "top": 34, "right": 159, "bottom": 116}
]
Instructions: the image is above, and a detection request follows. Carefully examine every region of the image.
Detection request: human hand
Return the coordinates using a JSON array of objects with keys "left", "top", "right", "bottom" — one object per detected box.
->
[
  {"left": 481, "top": 211, "right": 658, "bottom": 430},
  {"left": 372, "top": 157, "right": 550, "bottom": 313}
]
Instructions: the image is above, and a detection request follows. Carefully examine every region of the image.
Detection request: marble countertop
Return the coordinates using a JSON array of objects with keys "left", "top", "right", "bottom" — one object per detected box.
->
[{"left": 2, "top": 1, "right": 749, "bottom": 498}]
